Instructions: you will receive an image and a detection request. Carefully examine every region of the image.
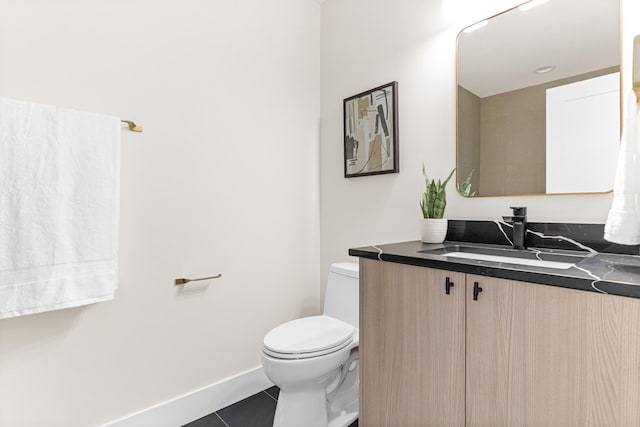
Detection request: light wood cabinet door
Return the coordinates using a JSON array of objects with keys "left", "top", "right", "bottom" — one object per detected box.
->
[
  {"left": 359, "top": 259, "right": 466, "bottom": 427},
  {"left": 466, "top": 274, "right": 640, "bottom": 427}
]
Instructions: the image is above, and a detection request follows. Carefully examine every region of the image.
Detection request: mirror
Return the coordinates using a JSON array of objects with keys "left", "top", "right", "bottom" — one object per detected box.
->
[{"left": 456, "top": 0, "right": 621, "bottom": 197}]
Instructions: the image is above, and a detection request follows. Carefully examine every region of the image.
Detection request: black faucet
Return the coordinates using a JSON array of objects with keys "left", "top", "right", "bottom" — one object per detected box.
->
[{"left": 502, "top": 207, "right": 527, "bottom": 250}]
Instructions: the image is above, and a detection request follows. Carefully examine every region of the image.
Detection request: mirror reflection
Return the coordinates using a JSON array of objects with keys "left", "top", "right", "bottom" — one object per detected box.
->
[{"left": 456, "top": 0, "right": 620, "bottom": 197}]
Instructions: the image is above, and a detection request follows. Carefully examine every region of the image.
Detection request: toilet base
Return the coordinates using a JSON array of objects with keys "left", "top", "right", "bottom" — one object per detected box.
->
[
  {"left": 327, "top": 353, "right": 358, "bottom": 427},
  {"left": 328, "top": 412, "right": 358, "bottom": 427},
  {"left": 273, "top": 385, "right": 358, "bottom": 427},
  {"left": 271, "top": 361, "right": 358, "bottom": 427},
  {"left": 273, "top": 386, "right": 328, "bottom": 427}
]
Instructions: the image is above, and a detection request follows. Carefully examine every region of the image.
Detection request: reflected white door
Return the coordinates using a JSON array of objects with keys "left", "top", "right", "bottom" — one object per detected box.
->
[{"left": 546, "top": 72, "right": 620, "bottom": 193}]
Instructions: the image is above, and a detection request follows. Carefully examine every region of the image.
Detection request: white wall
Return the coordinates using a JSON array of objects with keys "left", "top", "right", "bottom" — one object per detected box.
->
[
  {"left": 0, "top": 1, "right": 320, "bottom": 425},
  {"left": 319, "top": 0, "right": 639, "bottom": 293}
]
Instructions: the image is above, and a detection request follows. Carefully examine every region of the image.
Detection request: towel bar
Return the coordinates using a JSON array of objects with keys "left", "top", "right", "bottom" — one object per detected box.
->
[
  {"left": 121, "top": 120, "right": 143, "bottom": 132},
  {"left": 175, "top": 274, "right": 222, "bottom": 285}
]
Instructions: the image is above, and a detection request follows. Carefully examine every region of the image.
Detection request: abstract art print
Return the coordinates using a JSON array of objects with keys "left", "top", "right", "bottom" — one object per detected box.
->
[{"left": 343, "top": 81, "right": 399, "bottom": 178}]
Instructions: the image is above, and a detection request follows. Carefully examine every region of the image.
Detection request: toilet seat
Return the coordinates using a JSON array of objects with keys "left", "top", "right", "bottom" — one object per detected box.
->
[{"left": 263, "top": 315, "right": 355, "bottom": 360}]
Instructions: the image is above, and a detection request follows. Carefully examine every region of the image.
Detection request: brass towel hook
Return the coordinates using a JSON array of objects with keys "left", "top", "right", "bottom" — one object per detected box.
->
[
  {"left": 175, "top": 274, "right": 222, "bottom": 285},
  {"left": 121, "top": 120, "right": 143, "bottom": 132}
]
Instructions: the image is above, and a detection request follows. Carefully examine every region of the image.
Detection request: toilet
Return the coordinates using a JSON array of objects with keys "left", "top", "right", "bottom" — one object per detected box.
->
[{"left": 261, "top": 262, "right": 359, "bottom": 427}]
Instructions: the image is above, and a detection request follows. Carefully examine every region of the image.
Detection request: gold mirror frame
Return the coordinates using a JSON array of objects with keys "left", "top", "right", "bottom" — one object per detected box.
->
[{"left": 455, "top": 0, "right": 623, "bottom": 198}]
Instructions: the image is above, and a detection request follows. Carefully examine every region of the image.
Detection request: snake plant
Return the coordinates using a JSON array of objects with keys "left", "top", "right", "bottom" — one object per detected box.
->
[
  {"left": 458, "top": 169, "right": 476, "bottom": 197},
  {"left": 420, "top": 165, "right": 455, "bottom": 219}
]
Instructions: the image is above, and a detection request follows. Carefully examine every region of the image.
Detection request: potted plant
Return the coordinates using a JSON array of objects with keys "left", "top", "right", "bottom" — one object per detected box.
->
[{"left": 420, "top": 165, "right": 455, "bottom": 243}]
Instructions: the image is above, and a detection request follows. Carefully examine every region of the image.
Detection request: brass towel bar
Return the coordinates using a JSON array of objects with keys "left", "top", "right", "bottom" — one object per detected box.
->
[
  {"left": 121, "top": 120, "right": 143, "bottom": 132},
  {"left": 175, "top": 274, "right": 222, "bottom": 285}
]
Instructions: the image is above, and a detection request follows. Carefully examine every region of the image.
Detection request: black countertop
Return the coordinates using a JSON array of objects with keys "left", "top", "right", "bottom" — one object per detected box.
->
[{"left": 349, "top": 240, "right": 640, "bottom": 299}]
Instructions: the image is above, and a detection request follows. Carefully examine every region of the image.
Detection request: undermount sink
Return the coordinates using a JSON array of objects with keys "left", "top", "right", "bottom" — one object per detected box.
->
[{"left": 419, "top": 244, "right": 587, "bottom": 270}]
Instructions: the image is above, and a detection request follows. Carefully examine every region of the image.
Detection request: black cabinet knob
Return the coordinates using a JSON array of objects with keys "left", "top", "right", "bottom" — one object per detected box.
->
[
  {"left": 473, "top": 281, "right": 483, "bottom": 301},
  {"left": 445, "top": 277, "right": 454, "bottom": 295}
]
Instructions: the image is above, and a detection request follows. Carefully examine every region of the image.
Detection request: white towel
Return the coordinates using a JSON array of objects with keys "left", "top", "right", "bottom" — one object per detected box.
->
[
  {"left": 604, "top": 91, "right": 640, "bottom": 245},
  {"left": 0, "top": 98, "right": 120, "bottom": 319}
]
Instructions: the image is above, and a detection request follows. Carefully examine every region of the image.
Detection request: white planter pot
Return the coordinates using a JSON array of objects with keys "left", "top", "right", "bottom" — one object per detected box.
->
[{"left": 421, "top": 218, "right": 448, "bottom": 243}]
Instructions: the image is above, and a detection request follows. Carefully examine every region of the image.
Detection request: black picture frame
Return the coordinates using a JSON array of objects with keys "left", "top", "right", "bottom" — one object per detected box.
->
[{"left": 343, "top": 81, "right": 399, "bottom": 178}]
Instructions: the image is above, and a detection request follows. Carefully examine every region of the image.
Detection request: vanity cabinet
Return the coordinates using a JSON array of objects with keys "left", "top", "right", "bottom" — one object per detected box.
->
[
  {"left": 359, "top": 259, "right": 465, "bottom": 427},
  {"left": 360, "top": 259, "right": 640, "bottom": 427},
  {"left": 466, "top": 274, "right": 640, "bottom": 427}
]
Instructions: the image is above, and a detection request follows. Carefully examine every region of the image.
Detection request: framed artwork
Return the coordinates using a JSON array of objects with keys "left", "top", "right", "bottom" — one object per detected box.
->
[{"left": 343, "top": 81, "right": 399, "bottom": 178}]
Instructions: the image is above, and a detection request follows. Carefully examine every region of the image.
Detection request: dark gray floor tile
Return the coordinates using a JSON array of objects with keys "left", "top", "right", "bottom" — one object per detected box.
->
[
  {"left": 182, "top": 411, "right": 228, "bottom": 427},
  {"left": 264, "top": 386, "right": 280, "bottom": 400},
  {"left": 182, "top": 386, "right": 356, "bottom": 427},
  {"left": 217, "top": 391, "right": 277, "bottom": 427}
]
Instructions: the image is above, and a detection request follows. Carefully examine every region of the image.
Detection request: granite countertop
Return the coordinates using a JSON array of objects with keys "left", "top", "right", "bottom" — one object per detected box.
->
[{"left": 348, "top": 221, "right": 640, "bottom": 299}]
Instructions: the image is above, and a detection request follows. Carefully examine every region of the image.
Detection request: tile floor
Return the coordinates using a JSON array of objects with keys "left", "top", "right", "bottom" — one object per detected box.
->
[{"left": 184, "top": 386, "right": 358, "bottom": 427}]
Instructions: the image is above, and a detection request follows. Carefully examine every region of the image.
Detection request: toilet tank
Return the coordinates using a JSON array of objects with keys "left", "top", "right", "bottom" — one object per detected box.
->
[{"left": 323, "top": 262, "right": 359, "bottom": 328}]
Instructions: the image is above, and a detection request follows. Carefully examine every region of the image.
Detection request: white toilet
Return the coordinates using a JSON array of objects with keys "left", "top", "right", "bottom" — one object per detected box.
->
[{"left": 261, "top": 262, "right": 359, "bottom": 427}]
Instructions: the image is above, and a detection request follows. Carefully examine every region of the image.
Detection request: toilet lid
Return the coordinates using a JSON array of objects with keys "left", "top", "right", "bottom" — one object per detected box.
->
[{"left": 263, "top": 315, "right": 355, "bottom": 359}]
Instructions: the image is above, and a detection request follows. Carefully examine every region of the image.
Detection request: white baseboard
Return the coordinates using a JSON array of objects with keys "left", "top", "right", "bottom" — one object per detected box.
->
[{"left": 103, "top": 366, "right": 273, "bottom": 427}]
